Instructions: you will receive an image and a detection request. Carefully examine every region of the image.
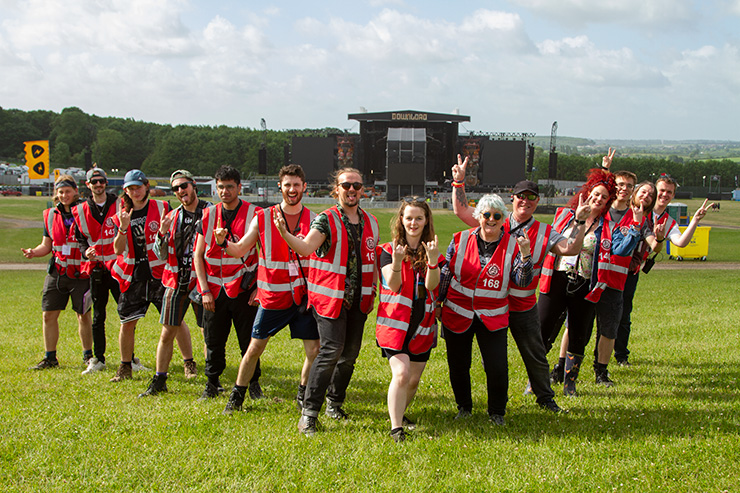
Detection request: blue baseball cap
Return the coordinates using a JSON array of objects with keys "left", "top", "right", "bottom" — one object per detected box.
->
[{"left": 123, "top": 169, "right": 147, "bottom": 188}]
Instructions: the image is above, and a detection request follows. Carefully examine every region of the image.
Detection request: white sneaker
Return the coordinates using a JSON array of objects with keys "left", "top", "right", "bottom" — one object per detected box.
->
[
  {"left": 131, "top": 357, "right": 151, "bottom": 372},
  {"left": 81, "top": 357, "right": 106, "bottom": 375}
]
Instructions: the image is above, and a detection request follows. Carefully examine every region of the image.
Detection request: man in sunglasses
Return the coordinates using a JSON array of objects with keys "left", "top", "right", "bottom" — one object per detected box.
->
[
  {"left": 451, "top": 155, "right": 590, "bottom": 414},
  {"left": 139, "top": 169, "right": 208, "bottom": 396},
  {"left": 72, "top": 167, "right": 121, "bottom": 374},
  {"left": 193, "top": 165, "right": 263, "bottom": 401},
  {"left": 275, "top": 167, "right": 379, "bottom": 436}
]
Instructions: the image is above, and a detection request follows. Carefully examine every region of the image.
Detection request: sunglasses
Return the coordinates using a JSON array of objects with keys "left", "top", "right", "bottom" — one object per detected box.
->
[
  {"left": 482, "top": 211, "right": 503, "bottom": 221},
  {"left": 514, "top": 192, "right": 538, "bottom": 201},
  {"left": 172, "top": 182, "right": 192, "bottom": 192},
  {"left": 339, "top": 182, "right": 363, "bottom": 191},
  {"left": 89, "top": 178, "right": 106, "bottom": 185}
]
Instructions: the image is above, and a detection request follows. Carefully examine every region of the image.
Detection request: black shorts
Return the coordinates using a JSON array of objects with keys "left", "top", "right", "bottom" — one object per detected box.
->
[
  {"left": 118, "top": 278, "right": 165, "bottom": 324},
  {"left": 41, "top": 273, "right": 91, "bottom": 314}
]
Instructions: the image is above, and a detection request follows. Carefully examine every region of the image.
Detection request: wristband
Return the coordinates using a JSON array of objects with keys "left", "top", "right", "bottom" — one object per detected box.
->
[
  {"left": 656, "top": 238, "right": 665, "bottom": 243},
  {"left": 217, "top": 238, "right": 228, "bottom": 248},
  {"left": 118, "top": 228, "right": 128, "bottom": 235},
  {"left": 427, "top": 263, "right": 438, "bottom": 270},
  {"left": 576, "top": 220, "right": 586, "bottom": 225},
  {"left": 451, "top": 181, "right": 465, "bottom": 188},
  {"left": 521, "top": 255, "right": 531, "bottom": 261},
  {"left": 391, "top": 267, "right": 402, "bottom": 272}
]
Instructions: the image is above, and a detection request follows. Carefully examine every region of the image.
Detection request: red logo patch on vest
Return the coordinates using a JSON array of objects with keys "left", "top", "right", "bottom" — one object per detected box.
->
[
  {"left": 149, "top": 221, "right": 159, "bottom": 233},
  {"left": 601, "top": 238, "right": 611, "bottom": 250},
  {"left": 105, "top": 217, "right": 115, "bottom": 227},
  {"left": 365, "top": 237, "right": 375, "bottom": 250},
  {"left": 487, "top": 264, "right": 501, "bottom": 277},
  {"left": 620, "top": 226, "right": 630, "bottom": 235}
]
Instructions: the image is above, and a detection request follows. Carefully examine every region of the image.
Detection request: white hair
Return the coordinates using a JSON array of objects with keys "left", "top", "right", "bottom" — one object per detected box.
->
[{"left": 473, "top": 194, "right": 507, "bottom": 220}]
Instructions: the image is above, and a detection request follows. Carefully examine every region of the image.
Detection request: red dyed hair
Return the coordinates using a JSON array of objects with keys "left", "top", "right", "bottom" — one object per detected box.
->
[{"left": 567, "top": 168, "right": 617, "bottom": 217}]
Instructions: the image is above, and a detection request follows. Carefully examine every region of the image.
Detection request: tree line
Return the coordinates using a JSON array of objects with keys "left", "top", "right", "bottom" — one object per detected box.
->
[{"left": 2, "top": 106, "right": 738, "bottom": 190}]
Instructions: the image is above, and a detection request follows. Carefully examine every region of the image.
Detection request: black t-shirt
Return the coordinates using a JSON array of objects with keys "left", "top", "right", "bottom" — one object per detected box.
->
[
  {"left": 130, "top": 203, "right": 151, "bottom": 280},
  {"left": 88, "top": 193, "right": 117, "bottom": 225},
  {"left": 176, "top": 208, "right": 199, "bottom": 284}
]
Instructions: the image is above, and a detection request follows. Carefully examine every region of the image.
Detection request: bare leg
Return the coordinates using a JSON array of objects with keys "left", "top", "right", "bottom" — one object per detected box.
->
[
  {"left": 234, "top": 338, "right": 270, "bottom": 387},
  {"left": 597, "top": 336, "right": 615, "bottom": 365},
  {"left": 388, "top": 354, "right": 411, "bottom": 430},
  {"left": 77, "top": 311, "right": 93, "bottom": 352},
  {"left": 156, "top": 324, "right": 180, "bottom": 373},
  {"left": 119, "top": 320, "right": 137, "bottom": 362},
  {"left": 301, "top": 339, "right": 320, "bottom": 386},
  {"left": 42, "top": 310, "right": 62, "bottom": 352},
  {"left": 174, "top": 321, "right": 193, "bottom": 361}
]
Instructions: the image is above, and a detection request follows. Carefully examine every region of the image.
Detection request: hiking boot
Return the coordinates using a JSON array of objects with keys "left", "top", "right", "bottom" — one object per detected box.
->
[
  {"left": 81, "top": 357, "right": 106, "bottom": 375},
  {"left": 298, "top": 415, "right": 318, "bottom": 436},
  {"left": 183, "top": 360, "right": 197, "bottom": 379},
  {"left": 539, "top": 399, "right": 566, "bottom": 414},
  {"left": 390, "top": 427, "right": 406, "bottom": 443},
  {"left": 110, "top": 363, "right": 132, "bottom": 382},
  {"left": 248, "top": 380, "right": 264, "bottom": 400},
  {"left": 325, "top": 404, "right": 349, "bottom": 420},
  {"left": 454, "top": 408, "right": 472, "bottom": 420},
  {"left": 595, "top": 367, "right": 615, "bottom": 387},
  {"left": 131, "top": 357, "right": 150, "bottom": 372},
  {"left": 563, "top": 352, "right": 583, "bottom": 397},
  {"left": 489, "top": 413, "right": 505, "bottom": 426},
  {"left": 139, "top": 374, "right": 168, "bottom": 397},
  {"left": 550, "top": 362, "right": 564, "bottom": 384},
  {"left": 402, "top": 415, "right": 416, "bottom": 430},
  {"left": 30, "top": 358, "right": 59, "bottom": 370},
  {"left": 223, "top": 386, "right": 247, "bottom": 415},
  {"left": 198, "top": 381, "right": 223, "bottom": 401}
]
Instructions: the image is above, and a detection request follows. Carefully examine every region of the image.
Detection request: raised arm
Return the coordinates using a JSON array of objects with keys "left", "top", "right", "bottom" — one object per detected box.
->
[
  {"left": 550, "top": 195, "right": 591, "bottom": 256},
  {"left": 274, "top": 212, "right": 326, "bottom": 257},
  {"left": 219, "top": 214, "right": 260, "bottom": 258},
  {"left": 451, "top": 154, "right": 478, "bottom": 228},
  {"left": 113, "top": 203, "right": 130, "bottom": 255},
  {"left": 671, "top": 199, "right": 714, "bottom": 248}
]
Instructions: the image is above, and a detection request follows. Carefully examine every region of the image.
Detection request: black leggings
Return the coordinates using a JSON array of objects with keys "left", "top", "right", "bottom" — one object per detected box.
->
[{"left": 538, "top": 270, "right": 596, "bottom": 356}]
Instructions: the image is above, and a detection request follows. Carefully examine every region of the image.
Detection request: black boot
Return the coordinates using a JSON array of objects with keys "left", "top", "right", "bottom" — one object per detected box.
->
[
  {"left": 594, "top": 363, "right": 615, "bottom": 387},
  {"left": 563, "top": 352, "right": 583, "bottom": 397},
  {"left": 223, "top": 385, "right": 247, "bottom": 415},
  {"left": 139, "top": 373, "right": 168, "bottom": 397},
  {"left": 550, "top": 357, "right": 565, "bottom": 384}
]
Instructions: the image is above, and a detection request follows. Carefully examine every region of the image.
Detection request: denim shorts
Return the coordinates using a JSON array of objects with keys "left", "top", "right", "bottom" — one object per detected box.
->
[{"left": 252, "top": 303, "right": 319, "bottom": 340}]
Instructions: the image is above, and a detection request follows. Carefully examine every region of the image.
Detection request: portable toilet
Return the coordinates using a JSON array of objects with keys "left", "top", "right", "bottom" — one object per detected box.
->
[{"left": 666, "top": 202, "right": 688, "bottom": 226}]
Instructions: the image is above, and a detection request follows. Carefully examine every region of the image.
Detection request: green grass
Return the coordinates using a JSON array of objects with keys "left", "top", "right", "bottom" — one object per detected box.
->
[{"left": 1, "top": 264, "right": 739, "bottom": 490}]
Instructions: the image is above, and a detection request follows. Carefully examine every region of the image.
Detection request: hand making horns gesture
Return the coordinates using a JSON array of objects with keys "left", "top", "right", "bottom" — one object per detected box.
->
[
  {"left": 452, "top": 154, "right": 469, "bottom": 182},
  {"left": 424, "top": 235, "right": 440, "bottom": 265},
  {"left": 516, "top": 233, "right": 531, "bottom": 259}
]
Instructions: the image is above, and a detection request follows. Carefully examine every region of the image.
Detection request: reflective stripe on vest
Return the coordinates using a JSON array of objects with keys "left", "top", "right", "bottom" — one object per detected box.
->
[
  {"left": 45, "top": 207, "right": 86, "bottom": 278},
  {"left": 505, "top": 217, "right": 551, "bottom": 312},
  {"left": 375, "top": 242, "right": 439, "bottom": 354},
  {"left": 538, "top": 207, "right": 574, "bottom": 295},
  {"left": 201, "top": 201, "right": 259, "bottom": 299},
  {"left": 441, "top": 229, "right": 515, "bottom": 333}
]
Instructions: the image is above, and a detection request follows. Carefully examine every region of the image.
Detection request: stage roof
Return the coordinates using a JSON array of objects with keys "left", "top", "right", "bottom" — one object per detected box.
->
[{"left": 348, "top": 110, "right": 470, "bottom": 123}]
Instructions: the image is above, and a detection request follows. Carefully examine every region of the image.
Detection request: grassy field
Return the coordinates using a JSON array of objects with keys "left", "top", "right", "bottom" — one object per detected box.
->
[{"left": 1, "top": 195, "right": 739, "bottom": 491}]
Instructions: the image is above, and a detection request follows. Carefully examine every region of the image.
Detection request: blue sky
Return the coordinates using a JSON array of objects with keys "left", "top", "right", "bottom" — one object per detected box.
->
[{"left": 1, "top": 0, "right": 739, "bottom": 140}]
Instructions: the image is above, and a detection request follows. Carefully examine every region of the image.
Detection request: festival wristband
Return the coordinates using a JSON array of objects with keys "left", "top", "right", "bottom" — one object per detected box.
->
[
  {"left": 427, "top": 263, "right": 438, "bottom": 270},
  {"left": 118, "top": 228, "right": 128, "bottom": 235},
  {"left": 576, "top": 220, "right": 586, "bottom": 225}
]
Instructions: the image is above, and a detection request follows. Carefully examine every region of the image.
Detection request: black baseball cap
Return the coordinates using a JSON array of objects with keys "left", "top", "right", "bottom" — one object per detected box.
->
[{"left": 512, "top": 180, "right": 539, "bottom": 196}]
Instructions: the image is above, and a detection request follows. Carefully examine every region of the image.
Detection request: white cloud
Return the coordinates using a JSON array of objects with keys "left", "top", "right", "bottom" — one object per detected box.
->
[{"left": 511, "top": 0, "right": 697, "bottom": 28}]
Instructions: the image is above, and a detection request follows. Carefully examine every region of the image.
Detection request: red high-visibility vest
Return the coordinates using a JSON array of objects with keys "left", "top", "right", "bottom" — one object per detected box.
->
[
  {"left": 111, "top": 200, "right": 168, "bottom": 292},
  {"left": 441, "top": 228, "right": 517, "bottom": 333},
  {"left": 44, "top": 206, "right": 87, "bottom": 279},
  {"left": 504, "top": 216, "right": 552, "bottom": 312},
  {"left": 307, "top": 206, "right": 379, "bottom": 319},
  {"left": 200, "top": 200, "right": 260, "bottom": 299},
  {"left": 72, "top": 197, "right": 120, "bottom": 274},
  {"left": 375, "top": 242, "right": 443, "bottom": 354},
  {"left": 160, "top": 205, "right": 206, "bottom": 291},
  {"left": 255, "top": 205, "right": 316, "bottom": 309}
]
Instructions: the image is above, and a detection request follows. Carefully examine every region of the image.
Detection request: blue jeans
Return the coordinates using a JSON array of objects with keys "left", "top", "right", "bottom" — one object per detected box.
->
[
  {"left": 614, "top": 271, "right": 640, "bottom": 362},
  {"left": 509, "top": 306, "right": 555, "bottom": 404},
  {"left": 302, "top": 305, "right": 367, "bottom": 417}
]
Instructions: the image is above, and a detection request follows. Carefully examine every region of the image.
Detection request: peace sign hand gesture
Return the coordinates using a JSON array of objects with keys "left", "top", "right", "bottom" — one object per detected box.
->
[
  {"left": 574, "top": 193, "right": 591, "bottom": 221},
  {"left": 452, "top": 154, "right": 468, "bottom": 182},
  {"left": 602, "top": 147, "right": 616, "bottom": 170},
  {"left": 693, "top": 198, "right": 714, "bottom": 222}
]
